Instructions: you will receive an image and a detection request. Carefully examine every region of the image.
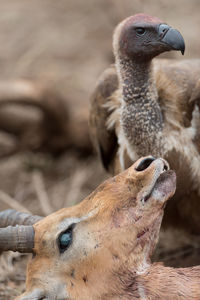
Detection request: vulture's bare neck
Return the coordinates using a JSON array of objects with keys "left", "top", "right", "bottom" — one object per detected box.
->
[{"left": 117, "top": 56, "right": 163, "bottom": 156}]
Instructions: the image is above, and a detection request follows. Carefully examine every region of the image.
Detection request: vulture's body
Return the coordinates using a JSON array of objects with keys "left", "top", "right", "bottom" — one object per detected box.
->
[{"left": 90, "top": 14, "right": 200, "bottom": 233}]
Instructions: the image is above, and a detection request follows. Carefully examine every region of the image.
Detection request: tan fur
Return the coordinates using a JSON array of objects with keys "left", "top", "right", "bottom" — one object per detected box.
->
[{"left": 15, "top": 157, "right": 200, "bottom": 299}]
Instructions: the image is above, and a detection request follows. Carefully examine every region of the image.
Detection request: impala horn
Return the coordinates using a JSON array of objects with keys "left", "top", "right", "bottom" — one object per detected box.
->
[
  {"left": 0, "top": 209, "right": 43, "bottom": 227},
  {"left": 0, "top": 209, "right": 43, "bottom": 253}
]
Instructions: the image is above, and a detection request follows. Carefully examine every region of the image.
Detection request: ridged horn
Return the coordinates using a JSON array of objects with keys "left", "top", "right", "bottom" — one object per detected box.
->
[
  {"left": 0, "top": 209, "right": 43, "bottom": 227},
  {"left": 0, "top": 225, "right": 34, "bottom": 253}
]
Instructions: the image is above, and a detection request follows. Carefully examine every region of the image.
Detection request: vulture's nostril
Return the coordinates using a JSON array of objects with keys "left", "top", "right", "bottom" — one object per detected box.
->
[
  {"left": 158, "top": 24, "right": 170, "bottom": 36},
  {"left": 135, "top": 157, "right": 156, "bottom": 172}
]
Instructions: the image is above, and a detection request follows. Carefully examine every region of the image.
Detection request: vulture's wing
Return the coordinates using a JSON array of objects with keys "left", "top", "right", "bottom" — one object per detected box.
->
[
  {"left": 89, "top": 65, "right": 119, "bottom": 171},
  {"left": 155, "top": 58, "right": 200, "bottom": 149}
]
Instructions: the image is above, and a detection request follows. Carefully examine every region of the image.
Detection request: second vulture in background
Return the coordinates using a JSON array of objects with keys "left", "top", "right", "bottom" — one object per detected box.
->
[{"left": 90, "top": 13, "right": 200, "bottom": 233}]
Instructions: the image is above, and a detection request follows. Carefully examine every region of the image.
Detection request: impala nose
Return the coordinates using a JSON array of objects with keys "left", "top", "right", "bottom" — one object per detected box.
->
[
  {"left": 135, "top": 156, "right": 156, "bottom": 171},
  {"left": 16, "top": 283, "right": 68, "bottom": 299},
  {"left": 16, "top": 289, "right": 46, "bottom": 300}
]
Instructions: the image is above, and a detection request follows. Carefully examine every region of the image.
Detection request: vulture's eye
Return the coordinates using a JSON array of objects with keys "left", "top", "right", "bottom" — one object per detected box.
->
[
  {"left": 135, "top": 27, "right": 146, "bottom": 36},
  {"left": 58, "top": 225, "right": 74, "bottom": 253}
]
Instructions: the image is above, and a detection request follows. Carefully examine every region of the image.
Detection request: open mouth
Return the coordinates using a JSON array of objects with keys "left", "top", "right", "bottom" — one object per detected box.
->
[
  {"left": 142, "top": 170, "right": 176, "bottom": 203},
  {"left": 136, "top": 171, "right": 175, "bottom": 240},
  {"left": 136, "top": 160, "right": 176, "bottom": 242}
]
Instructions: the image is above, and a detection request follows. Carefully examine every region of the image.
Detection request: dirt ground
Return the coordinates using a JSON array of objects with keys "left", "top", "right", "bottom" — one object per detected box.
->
[{"left": 0, "top": 0, "right": 200, "bottom": 299}]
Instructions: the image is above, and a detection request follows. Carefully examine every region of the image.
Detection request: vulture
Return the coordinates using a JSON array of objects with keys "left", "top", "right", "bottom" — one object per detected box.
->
[{"left": 89, "top": 13, "right": 200, "bottom": 234}]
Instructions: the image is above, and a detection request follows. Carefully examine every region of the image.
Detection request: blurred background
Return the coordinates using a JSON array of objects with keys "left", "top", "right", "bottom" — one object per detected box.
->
[{"left": 0, "top": 0, "right": 199, "bottom": 298}]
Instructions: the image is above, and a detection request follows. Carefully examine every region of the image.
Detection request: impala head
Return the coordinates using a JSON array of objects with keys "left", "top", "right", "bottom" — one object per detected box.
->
[
  {"left": 0, "top": 156, "right": 176, "bottom": 300},
  {"left": 113, "top": 13, "right": 185, "bottom": 61}
]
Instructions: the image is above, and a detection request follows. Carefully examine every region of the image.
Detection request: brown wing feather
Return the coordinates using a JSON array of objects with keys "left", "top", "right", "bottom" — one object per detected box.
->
[
  {"left": 154, "top": 59, "right": 200, "bottom": 146},
  {"left": 89, "top": 65, "right": 119, "bottom": 171}
]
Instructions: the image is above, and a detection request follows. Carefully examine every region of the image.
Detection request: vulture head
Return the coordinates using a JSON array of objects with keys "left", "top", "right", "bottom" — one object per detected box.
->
[{"left": 113, "top": 13, "right": 185, "bottom": 61}]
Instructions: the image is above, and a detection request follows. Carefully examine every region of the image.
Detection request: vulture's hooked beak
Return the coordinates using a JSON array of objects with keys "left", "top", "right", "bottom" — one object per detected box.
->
[{"left": 159, "top": 24, "right": 185, "bottom": 55}]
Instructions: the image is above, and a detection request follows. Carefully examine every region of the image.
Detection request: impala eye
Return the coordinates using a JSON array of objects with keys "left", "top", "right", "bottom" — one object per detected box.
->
[
  {"left": 135, "top": 27, "right": 146, "bottom": 36},
  {"left": 58, "top": 225, "right": 74, "bottom": 253}
]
